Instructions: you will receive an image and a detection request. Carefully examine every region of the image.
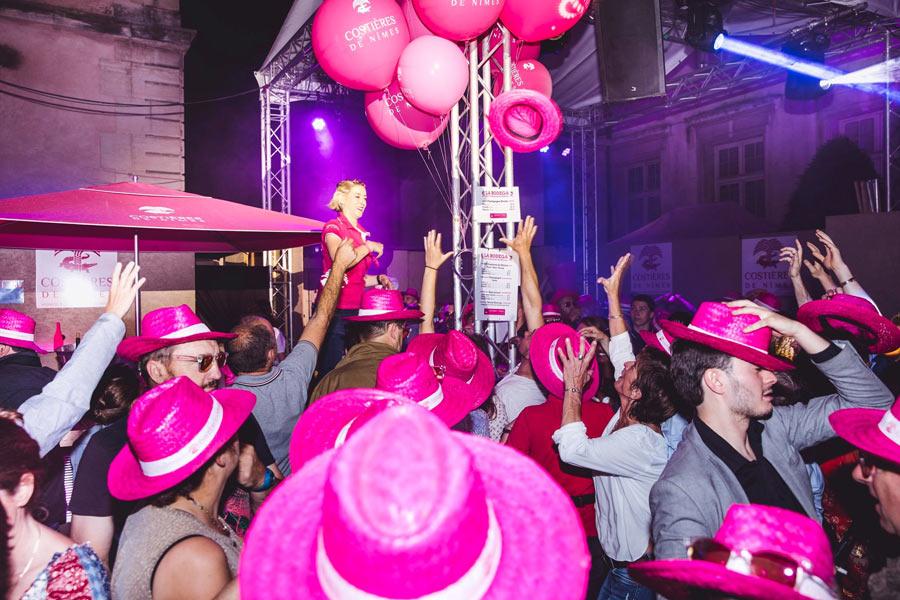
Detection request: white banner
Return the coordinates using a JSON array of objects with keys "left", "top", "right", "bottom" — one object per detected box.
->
[
  {"left": 630, "top": 243, "right": 673, "bottom": 295},
  {"left": 473, "top": 186, "right": 521, "bottom": 223},
  {"left": 36, "top": 250, "right": 117, "bottom": 308},
  {"left": 475, "top": 249, "right": 520, "bottom": 322},
  {"left": 741, "top": 235, "right": 795, "bottom": 296}
]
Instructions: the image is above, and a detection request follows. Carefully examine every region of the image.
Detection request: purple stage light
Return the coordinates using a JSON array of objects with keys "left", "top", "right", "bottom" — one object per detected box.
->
[
  {"left": 561, "top": 147, "right": 571, "bottom": 157},
  {"left": 311, "top": 117, "right": 327, "bottom": 132},
  {"left": 539, "top": 146, "right": 550, "bottom": 153}
]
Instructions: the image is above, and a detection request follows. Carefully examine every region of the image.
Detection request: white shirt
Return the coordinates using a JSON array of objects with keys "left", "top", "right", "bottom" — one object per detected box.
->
[
  {"left": 494, "top": 372, "right": 545, "bottom": 421},
  {"left": 553, "top": 411, "right": 668, "bottom": 561},
  {"left": 609, "top": 331, "right": 636, "bottom": 380}
]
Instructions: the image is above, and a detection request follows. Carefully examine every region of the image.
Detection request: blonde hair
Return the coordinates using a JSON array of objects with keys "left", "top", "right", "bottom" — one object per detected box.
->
[{"left": 328, "top": 179, "right": 366, "bottom": 212}]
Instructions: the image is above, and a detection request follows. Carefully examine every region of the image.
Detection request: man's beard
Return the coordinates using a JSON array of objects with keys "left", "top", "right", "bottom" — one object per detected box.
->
[{"left": 728, "top": 374, "right": 772, "bottom": 419}]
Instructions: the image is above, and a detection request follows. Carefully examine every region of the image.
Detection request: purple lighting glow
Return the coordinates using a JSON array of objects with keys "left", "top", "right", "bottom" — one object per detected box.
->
[
  {"left": 539, "top": 146, "right": 550, "bottom": 153},
  {"left": 311, "top": 117, "right": 327, "bottom": 132},
  {"left": 561, "top": 147, "right": 571, "bottom": 157}
]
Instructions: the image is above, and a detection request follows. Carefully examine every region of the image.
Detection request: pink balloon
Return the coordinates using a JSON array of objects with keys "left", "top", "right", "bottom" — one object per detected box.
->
[
  {"left": 365, "top": 79, "right": 449, "bottom": 149},
  {"left": 412, "top": 0, "right": 504, "bottom": 41},
  {"left": 483, "top": 25, "right": 541, "bottom": 75},
  {"left": 500, "top": 0, "right": 589, "bottom": 42},
  {"left": 492, "top": 59, "right": 552, "bottom": 98},
  {"left": 312, "top": 0, "right": 410, "bottom": 91},
  {"left": 397, "top": 36, "right": 469, "bottom": 115},
  {"left": 401, "top": 0, "right": 436, "bottom": 39}
]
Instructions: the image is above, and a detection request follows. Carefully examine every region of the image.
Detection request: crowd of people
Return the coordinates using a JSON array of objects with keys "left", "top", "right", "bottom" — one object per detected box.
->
[{"left": 0, "top": 179, "right": 898, "bottom": 600}]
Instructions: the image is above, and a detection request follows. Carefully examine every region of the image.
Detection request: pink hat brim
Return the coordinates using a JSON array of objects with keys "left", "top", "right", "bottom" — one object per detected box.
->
[
  {"left": 107, "top": 388, "right": 255, "bottom": 501},
  {"left": 629, "top": 560, "right": 811, "bottom": 600},
  {"left": 241, "top": 435, "right": 590, "bottom": 600},
  {"left": 830, "top": 407, "right": 900, "bottom": 466},
  {"left": 661, "top": 320, "right": 794, "bottom": 372},
  {"left": 116, "top": 331, "right": 237, "bottom": 362},
  {"left": 639, "top": 330, "right": 668, "bottom": 354},
  {"left": 289, "top": 389, "right": 413, "bottom": 472},
  {"left": 407, "top": 333, "right": 495, "bottom": 409},
  {"left": 344, "top": 309, "right": 424, "bottom": 322},
  {"left": 798, "top": 300, "right": 900, "bottom": 354},
  {"left": 488, "top": 89, "right": 562, "bottom": 153},
  {"left": 0, "top": 336, "right": 48, "bottom": 354},
  {"left": 528, "top": 324, "right": 600, "bottom": 401}
]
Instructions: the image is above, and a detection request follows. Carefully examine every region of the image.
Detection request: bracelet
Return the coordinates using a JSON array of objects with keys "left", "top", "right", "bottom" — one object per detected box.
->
[
  {"left": 565, "top": 386, "right": 580, "bottom": 394},
  {"left": 251, "top": 468, "right": 276, "bottom": 493},
  {"left": 608, "top": 314, "right": 623, "bottom": 320},
  {"left": 838, "top": 276, "right": 855, "bottom": 287},
  {"left": 425, "top": 265, "right": 438, "bottom": 271}
]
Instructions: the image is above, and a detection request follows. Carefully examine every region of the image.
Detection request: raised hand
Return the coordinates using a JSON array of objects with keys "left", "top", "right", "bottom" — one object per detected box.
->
[
  {"left": 803, "top": 258, "right": 827, "bottom": 280},
  {"left": 779, "top": 240, "right": 803, "bottom": 279},
  {"left": 597, "top": 253, "right": 632, "bottom": 296},
  {"left": 333, "top": 238, "right": 356, "bottom": 269},
  {"left": 726, "top": 300, "right": 804, "bottom": 337},
  {"left": 557, "top": 336, "right": 597, "bottom": 393},
  {"left": 377, "top": 274, "right": 394, "bottom": 290},
  {"left": 104, "top": 262, "right": 146, "bottom": 320},
  {"left": 814, "top": 229, "right": 847, "bottom": 273},
  {"left": 366, "top": 240, "right": 384, "bottom": 259},
  {"left": 499, "top": 216, "right": 538, "bottom": 256},
  {"left": 424, "top": 230, "right": 453, "bottom": 270}
]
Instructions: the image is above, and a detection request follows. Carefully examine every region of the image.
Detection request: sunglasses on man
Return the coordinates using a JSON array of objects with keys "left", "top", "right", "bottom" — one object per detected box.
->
[{"left": 172, "top": 351, "right": 227, "bottom": 373}]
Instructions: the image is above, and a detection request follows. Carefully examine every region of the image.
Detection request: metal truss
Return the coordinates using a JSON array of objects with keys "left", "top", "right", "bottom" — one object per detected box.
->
[
  {"left": 450, "top": 27, "right": 517, "bottom": 368},
  {"left": 885, "top": 26, "right": 900, "bottom": 211},
  {"left": 570, "top": 128, "right": 601, "bottom": 298}
]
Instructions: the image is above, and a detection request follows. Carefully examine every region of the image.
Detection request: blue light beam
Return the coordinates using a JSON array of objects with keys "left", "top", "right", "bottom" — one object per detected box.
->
[{"left": 714, "top": 34, "right": 842, "bottom": 81}]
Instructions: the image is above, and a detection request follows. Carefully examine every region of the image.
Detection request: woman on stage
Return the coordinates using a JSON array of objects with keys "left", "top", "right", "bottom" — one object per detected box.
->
[{"left": 318, "top": 179, "right": 391, "bottom": 376}]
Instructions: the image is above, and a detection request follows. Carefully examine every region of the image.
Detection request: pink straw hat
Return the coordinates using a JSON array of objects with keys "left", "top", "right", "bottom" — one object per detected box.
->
[
  {"left": 116, "top": 304, "right": 236, "bottom": 362},
  {"left": 108, "top": 376, "right": 255, "bottom": 501},
  {"left": 550, "top": 289, "right": 579, "bottom": 307},
  {"left": 0, "top": 308, "right": 46, "bottom": 353},
  {"left": 529, "top": 323, "right": 600, "bottom": 401},
  {"left": 797, "top": 294, "right": 900, "bottom": 354},
  {"left": 630, "top": 504, "right": 836, "bottom": 600},
  {"left": 830, "top": 395, "right": 900, "bottom": 466},
  {"left": 289, "top": 388, "right": 413, "bottom": 472},
  {"left": 376, "top": 352, "right": 474, "bottom": 427},
  {"left": 407, "top": 331, "right": 494, "bottom": 409},
  {"left": 344, "top": 289, "right": 424, "bottom": 322},
  {"left": 662, "top": 302, "right": 794, "bottom": 372},
  {"left": 640, "top": 329, "right": 675, "bottom": 355},
  {"left": 241, "top": 404, "right": 590, "bottom": 600},
  {"left": 488, "top": 89, "right": 563, "bottom": 153},
  {"left": 542, "top": 303, "right": 562, "bottom": 320}
]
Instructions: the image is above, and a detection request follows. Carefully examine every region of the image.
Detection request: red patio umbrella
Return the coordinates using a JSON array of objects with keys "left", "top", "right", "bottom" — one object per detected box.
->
[{"left": 0, "top": 182, "right": 324, "bottom": 332}]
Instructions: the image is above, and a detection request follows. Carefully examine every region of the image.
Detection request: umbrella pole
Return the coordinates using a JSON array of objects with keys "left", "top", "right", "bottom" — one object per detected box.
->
[{"left": 134, "top": 233, "right": 141, "bottom": 335}]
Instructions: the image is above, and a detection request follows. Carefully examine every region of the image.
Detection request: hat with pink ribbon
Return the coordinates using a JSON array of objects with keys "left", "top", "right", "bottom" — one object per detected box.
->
[
  {"left": 630, "top": 504, "right": 837, "bottom": 600},
  {"left": 640, "top": 329, "right": 675, "bottom": 355},
  {"left": 0, "top": 309, "right": 46, "bottom": 353},
  {"left": 344, "top": 289, "right": 424, "bottom": 322},
  {"left": 662, "top": 302, "right": 794, "bottom": 372},
  {"left": 407, "top": 331, "right": 494, "bottom": 409},
  {"left": 289, "top": 388, "right": 412, "bottom": 472},
  {"left": 108, "top": 376, "right": 255, "bottom": 501},
  {"left": 542, "top": 303, "right": 562, "bottom": 322},
  {"left": 377, "top": 352, "right": 474, "bottom": 427},
  {"left": 797, "top": 294, "right": 900, "bottom": 355},
  {"left": 830, "top": 395, "right": 900, "bottom": 466},
  {"left": 117, "top": 304, "right": 236, "bottom": 362},
  {"left": 529, "top": 322, "right": 601, "bottom": 401},
  {"left": 241, "top": 404, "right": 590, "bottom": 600}
]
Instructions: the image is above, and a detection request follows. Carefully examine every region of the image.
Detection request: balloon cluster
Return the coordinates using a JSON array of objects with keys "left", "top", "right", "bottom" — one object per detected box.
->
[{"left": 312, "top": 0, "right": 588, "bottom": 151}]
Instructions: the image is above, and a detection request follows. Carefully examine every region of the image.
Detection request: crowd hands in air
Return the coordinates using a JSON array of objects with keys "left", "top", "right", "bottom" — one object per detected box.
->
[{"left": 1, "top": 216, "right": 899, "bottom": 600}]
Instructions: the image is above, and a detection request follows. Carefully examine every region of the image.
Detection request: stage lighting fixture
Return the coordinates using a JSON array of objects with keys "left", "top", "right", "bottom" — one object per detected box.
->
[
  {"left": 713, "top": 35, "right": 841, "bottom": 82},
  {"left": 539, "top": 146, "right": 550, "bottom": 153},
  {"left": 561, "top": 147, "right": 571, "bottom": 157},
  {"left": 311, "top": 117, "right": 326, "bottom": 131},
  {"left": 782, "top": 31, "right": 831, "bottom": 100},
  {"left": 684, "top": 1, "right": 726, "bottom": 53}
]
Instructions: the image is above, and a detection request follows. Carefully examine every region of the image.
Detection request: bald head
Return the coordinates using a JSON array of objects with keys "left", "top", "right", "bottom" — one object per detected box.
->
[{"left": 227, "top": 323, "right": 276, "bottom": 375}]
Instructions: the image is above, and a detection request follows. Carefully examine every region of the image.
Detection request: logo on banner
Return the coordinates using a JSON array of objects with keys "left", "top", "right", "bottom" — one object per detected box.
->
[
  {"left": 139, "top": 206, "right": 175, "bottom": 215},
  {"left": 753, "top": 238, "right": 783, "bottom": 269},
  {"left": 559, "top": 0, "right": 588, "bottom": 19},
  {"left": 639, "top": 245, "right": 663, "bottom": 271},
  {"left": 54, "top": 250, "right": 100, "bottom": 273},
  {"left": 353, "top": 0, "right": 372, "bottom": 14}
]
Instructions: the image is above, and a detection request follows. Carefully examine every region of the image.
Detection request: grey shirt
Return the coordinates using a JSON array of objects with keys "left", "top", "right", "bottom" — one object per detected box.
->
[{"left": 230, "top": 340, "right": 318, "bottom": 476}]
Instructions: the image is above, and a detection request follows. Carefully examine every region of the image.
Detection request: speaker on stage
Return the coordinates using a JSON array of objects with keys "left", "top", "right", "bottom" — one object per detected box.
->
[{"left": 594, "top": 0, "right": 667, "bottom": 103}]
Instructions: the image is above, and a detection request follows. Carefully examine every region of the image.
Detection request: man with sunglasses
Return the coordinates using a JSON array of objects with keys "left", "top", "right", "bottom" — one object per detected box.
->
[{"left": 830, "top": 395, "right": 900, "bottom": 598}]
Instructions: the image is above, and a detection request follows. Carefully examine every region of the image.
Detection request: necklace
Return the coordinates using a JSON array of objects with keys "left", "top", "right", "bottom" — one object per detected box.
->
[
  {"left": 17, "top": 522, "right": 41, "bottom": 583},
  {"left": 186, "top": 495, "right": 231, "bottom": 537}
]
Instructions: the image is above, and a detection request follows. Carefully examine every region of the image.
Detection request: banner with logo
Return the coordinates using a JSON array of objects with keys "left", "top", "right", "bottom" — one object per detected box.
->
[
  {"left": 630, "top": 243, "right": 673, "bottom": 295},
  {"left": 475, "top": 248, "right": 520, "bottom": 322},
  {"left": 473, "top": 186, "right": 521, "bottom": 223},
  {"left": 36, "top": 250, "right": 117, "bottom": 308},
  {"left": 741, "top": 235, "right": 795, "bottom": 296}
]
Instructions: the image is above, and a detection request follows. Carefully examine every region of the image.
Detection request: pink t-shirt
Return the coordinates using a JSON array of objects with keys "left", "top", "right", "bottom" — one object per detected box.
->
[{"left": 321, "top": 214, "right": 373, "bottom": 309}]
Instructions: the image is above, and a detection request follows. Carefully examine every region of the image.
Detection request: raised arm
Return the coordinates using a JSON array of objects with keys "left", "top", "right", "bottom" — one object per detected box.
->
[
  {"left": 780, "top": 240, "right": 812, "bottom": 306},
  {"left": 810, "top": 229, "right": 874, "bottom": 304},
  {"left": 803, "top": 257, "right": 838, "bottom": 297},
  {"left": 420, "top": 230, "right": 453, "bottom": 335},
  {"left": 598, "top": 253, "right": 631, "bottom": 338},
  {"left": 302, "top": 239, "right": 355, "bottom": 350},
  {"left": 500, "top": 216, "right": 542, "bottom": 331}
]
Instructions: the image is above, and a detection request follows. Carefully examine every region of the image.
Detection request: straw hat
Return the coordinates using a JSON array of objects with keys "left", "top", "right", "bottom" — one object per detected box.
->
[
  {"left": 377, "top": 352, "right": 475, "bottom": 426},
  {"left": 797, "top": 294, "right": 900, "bottom": 355},
  {"left": 0, "top": 309, "right": 46, "bottom": 353},
  {"left": 639, "top": 329, "right": 675, "bottom": 355},
  {"left": 407, "top": 330, "right": 494, "bottom": 409},
  {"left": 529, "top": 323, "right": 600, "bottom": 400},
  {"left": 116, "top": 304, "right": 235, "bottom": 362},
  {"left": 830, "top": 395, "right": 900, "bottom": 466},
  {"left": 344, "top": 289, "right": 424, "bottom": 322}
]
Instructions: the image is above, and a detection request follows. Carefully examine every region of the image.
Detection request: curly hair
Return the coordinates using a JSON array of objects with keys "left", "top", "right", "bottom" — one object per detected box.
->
[
  {"left": 327, "top": 179, "right": 366, "bottom": 211},
  {"left": 0, "top": 420, "right": 43, "bottom": 513},
  {"left": 628, "top": 347, "right": 677, "bottom": 425}
]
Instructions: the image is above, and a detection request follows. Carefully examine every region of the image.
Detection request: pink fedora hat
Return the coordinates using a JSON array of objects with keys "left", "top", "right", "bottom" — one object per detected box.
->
[
  {"left": 241, "top": 404, "right": 590, "bottom": 600},
  {"left": 407, "top": 331, "right": 494, "bottom": 409},
  {"left": 542, "top": 303, "right": 562, "bottom": 320},
  {"left": 108, "top": 376, "right": 255, "bottom": 501},
  {"left": 640, "top": 329, "right": 675, "bottom": 355},
  {"left": 289, "top": 388, "right": 413, "bottom": 472},
  {"left": 344, "top": 289, "right": 424, "bottom": 322},
  {"left": 116, "top": 304, "right": 236, "bottom": 362},
  {"left": 376, "top": 352, "right": 473, "bottom": 427},
  {"left": 630, "top": 504, "right": 836, "bottom": 600},
  {"left": 830, "top": 395, "right": 900, "bottom": 466},
  {"left": 0, "top": 309, "right": 46, "bottom": 353},
  {"left": 529, "top": 323, "right": 600, "bottom": 401},
  {"left": 662, "top": 302, "right": 794, "bottom": 372},
  {"left": 797, "top": 294, "right": 900, "bottom": 355},
  {"left": 550, "top": 289, "right": 579, "bottom": 307}
]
